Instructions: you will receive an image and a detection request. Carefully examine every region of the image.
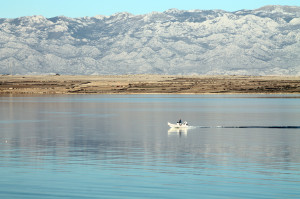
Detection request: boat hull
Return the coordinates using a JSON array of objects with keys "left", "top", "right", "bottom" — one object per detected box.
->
[{"left": 168, "top": 122, "right": 188, "bottom": 128}]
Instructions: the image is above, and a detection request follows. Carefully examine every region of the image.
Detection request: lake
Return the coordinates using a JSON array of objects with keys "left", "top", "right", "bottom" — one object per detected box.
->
[{"left": 0, "top": 94, "right": 300, "bottom": 198}]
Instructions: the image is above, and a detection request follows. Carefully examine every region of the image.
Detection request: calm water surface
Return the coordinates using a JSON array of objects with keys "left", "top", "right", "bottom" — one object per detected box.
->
[{"left": 0, "top": 95, "right": 300, "bottom": 198}]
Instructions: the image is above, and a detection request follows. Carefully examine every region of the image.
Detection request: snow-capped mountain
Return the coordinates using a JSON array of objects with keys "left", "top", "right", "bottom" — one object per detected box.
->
[{"left": 0, "top": 5, "right": 299, "bottom": 75}]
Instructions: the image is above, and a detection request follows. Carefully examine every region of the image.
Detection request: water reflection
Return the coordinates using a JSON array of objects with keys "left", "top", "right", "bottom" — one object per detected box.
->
[
  {"left": 1, "top": 95, "right": 300, "bottom": 171},
  {"left": 168, "top": 127, "right": 188, "bottom": 136},
  {"left": 1, "top": 95, "right": 300, "bottom": 198}
]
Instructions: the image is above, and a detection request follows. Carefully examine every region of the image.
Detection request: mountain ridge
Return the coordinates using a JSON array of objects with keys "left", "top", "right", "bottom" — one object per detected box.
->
[{"left": 0, "top": 5, "right": 299, "bottom": 75}]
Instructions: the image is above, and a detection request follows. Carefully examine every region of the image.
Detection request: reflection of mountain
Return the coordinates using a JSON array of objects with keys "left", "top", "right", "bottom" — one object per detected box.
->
[
  {"left": 0, "top": 5, "right": 300, "bottom": 75},
  {"left": 1, "top": 95, "right": 299, "bottom": 174},
  {"left": 2, "top": 123, "right": 300, "bottom": 173}
]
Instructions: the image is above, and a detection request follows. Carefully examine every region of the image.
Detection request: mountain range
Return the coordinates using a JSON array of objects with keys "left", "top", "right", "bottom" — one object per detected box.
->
[{"left": 0, "top": 5, "right": 299, "bottom": 75}]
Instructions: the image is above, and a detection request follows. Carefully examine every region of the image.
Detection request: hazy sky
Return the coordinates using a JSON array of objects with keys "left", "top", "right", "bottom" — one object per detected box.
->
[{"left": 1, "top": 0, "right": 300, "bottom": 18}]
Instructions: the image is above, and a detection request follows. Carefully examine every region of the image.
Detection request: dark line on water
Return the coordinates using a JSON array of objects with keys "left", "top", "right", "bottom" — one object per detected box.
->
[
  {"left": 197, "top": 126, "right": 300, "bottom": 129},
  {"left": 219, "top": 126, "right": 300, "bottom": 129}
]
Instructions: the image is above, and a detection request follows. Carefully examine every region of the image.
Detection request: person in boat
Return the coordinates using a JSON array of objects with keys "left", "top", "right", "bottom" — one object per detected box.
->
[{"left": 178, "top": 119, "right": 182, "bottom": 125}]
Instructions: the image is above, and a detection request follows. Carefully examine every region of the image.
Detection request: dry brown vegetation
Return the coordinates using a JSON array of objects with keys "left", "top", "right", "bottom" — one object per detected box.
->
[{"left": 0, "top": 75, "right": 300, "bottom": 95}]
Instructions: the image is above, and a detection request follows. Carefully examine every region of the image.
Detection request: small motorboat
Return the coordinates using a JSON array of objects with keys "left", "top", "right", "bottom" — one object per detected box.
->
[{"left": 168, "top": 121, "right": 189, "bottom": 128}]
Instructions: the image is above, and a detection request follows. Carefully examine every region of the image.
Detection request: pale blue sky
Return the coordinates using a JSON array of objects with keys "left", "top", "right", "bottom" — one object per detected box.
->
[{"left": 1, "top": 0, "right": 300, "bottom": 18}]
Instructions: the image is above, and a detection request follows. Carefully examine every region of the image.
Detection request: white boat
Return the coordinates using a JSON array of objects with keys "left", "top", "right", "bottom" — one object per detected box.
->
[{"left": 168, "top": 121, "right": 189, "bottom": 128}]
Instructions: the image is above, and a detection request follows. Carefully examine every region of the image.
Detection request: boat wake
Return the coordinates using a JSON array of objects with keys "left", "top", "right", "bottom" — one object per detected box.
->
[
  {"left": 168, "top": 125, "right": 299, "bottom": 136},
  {"left": 196, "top": 126, "right": 300, "bottom": 129}
]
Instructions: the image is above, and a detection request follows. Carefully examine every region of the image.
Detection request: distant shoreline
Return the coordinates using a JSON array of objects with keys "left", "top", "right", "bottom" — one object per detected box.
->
[{"left": 0, "top": 75, "right": 299, "bottom": 95}]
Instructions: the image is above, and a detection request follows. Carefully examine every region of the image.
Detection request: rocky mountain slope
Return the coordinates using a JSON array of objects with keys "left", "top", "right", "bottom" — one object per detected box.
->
[{"left": 0, "top": 5, "right": 299, "bottom": 75}]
